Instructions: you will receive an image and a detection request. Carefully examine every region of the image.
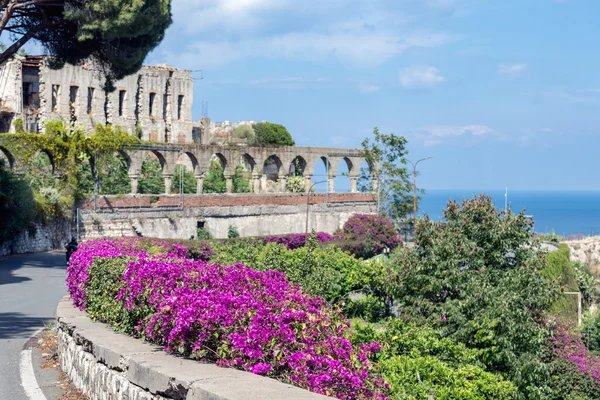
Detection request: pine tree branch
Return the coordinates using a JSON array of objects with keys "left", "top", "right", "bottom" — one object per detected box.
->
[{"left": 0, "top": 18, "right": 55, "bottom": 64}]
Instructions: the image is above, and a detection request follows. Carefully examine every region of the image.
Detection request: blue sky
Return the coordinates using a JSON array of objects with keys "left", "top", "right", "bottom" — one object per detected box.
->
[{"left": 145, "top": 0, "right": 600, "bottom": 191}]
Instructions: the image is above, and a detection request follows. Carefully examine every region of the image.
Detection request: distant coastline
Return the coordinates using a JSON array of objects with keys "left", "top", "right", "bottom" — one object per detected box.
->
[{"left": 420, "top": 190, "right": 600, "bottom": 237}]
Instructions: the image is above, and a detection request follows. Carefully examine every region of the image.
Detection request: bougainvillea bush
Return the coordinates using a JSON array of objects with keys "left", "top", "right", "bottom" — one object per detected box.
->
[
  {"left": 545, "top": 325, "right": 600, "bottom": 399},
  {"left": 263, "top": 232, "right": 335, "bottom": 250},
  {"left": 339, "top": 214, "right": 401, "bottom": 259},
  {"left": 66, "top": 237, "right": 188, "bottom": 309},
  {"left": 67, "top": 238, "right": 390, "bottom": 400}
]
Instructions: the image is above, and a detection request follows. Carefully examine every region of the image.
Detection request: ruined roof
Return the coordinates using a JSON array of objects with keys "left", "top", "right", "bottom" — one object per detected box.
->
[
  {"left": 21, "top": 55, "right": 190, "bottom": 73},
  {"left": 23, "top": 56, "right": 43, "bottom": 68}
]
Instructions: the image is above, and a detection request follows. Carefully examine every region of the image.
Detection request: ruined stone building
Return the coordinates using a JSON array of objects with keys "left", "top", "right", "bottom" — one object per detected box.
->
[{"left": 0, "top": 55, "right": 209, "bottom": 143}]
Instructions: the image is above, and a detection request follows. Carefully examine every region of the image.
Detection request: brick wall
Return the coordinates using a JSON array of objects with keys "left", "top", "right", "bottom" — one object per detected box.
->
[{"left": 80, "top": 193, "right": 375, "bottom": 210}]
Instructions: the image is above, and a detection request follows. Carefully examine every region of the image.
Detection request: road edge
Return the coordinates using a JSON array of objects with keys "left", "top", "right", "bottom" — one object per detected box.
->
[{"left": 20, "top": 332, "right": 48, "bottom": 400}]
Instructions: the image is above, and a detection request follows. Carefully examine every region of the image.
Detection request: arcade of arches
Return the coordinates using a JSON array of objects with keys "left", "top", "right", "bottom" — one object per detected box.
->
[{"left": 0, "top": 143, "right": 377, "bottom": 195}]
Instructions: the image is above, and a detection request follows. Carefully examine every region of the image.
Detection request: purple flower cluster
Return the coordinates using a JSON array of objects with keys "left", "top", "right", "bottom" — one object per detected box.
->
[
  {"left": 263, "top": 232, "right": 335, "bottom": 250},
  {"left": 551, "top": 326, "right": 600, "bottom": 380},
  {"left": 340, "top": 214, "right": 401, "bottom": 258},
  {"left": 66, "top": 237, "right": 188, "bottom": 309},
  {"left": 67, "top": 238, "right": 390, "bottom": 399}
]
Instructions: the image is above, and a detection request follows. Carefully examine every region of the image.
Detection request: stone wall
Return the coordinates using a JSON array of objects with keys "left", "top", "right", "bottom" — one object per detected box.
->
[
  {"left": 57, "top": 298, "right": 331, "bottom": 400},
  {"left": 79, "top": 193, "right": 376, "bottom": 239},
  {"left": 0, "top": 220, "right": 72, "bottom": 257}
]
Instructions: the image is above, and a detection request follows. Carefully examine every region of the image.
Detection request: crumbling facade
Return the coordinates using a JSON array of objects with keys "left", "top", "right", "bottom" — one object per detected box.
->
[{"left": 0, "top": 55, "right": 203, "bottom": 143}]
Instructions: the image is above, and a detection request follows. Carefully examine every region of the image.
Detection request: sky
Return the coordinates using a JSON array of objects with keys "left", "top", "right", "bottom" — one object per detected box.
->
[{"left": 143, "top": 0, "right": 600, "bottom": 191}]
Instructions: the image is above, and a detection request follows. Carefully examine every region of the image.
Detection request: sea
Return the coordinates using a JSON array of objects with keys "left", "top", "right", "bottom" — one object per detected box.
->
[{"left": 419, "top": 190, "right": 600, "bottom": 238}]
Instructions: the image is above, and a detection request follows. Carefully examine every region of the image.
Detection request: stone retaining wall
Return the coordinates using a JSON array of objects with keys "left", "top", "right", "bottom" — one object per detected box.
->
[
  {"left": 56, "top": 298, "right": 332, "bottom": 400},
  {"left": 0, "top": 220, "right": 72, "bottom": 257}
]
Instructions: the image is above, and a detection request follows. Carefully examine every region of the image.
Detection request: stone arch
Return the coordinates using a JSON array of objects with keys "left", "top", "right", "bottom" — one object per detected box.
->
[
  {"left": 333, "top": 157, "right": 353, "bottom": 193},
  {"left": 289, "top": 155, "right": 307, "bottom": 176},
  {"left": 175, "top": 151, "right": 199, "bottom": 175},
  {"left": 209, "top": 152, "right": 228, "bottom": 171},
  {"left": 150, "top": 150, "right": 167, "bottom": 173},
  {"left": 263, "top": 154, "right": 282, "bottom": 181},
  {"left": 240, "top": 153, "right": 256, "bottom": 173},
  {"left": 0, "top": 145, "right": 14, "bottom": 170}
]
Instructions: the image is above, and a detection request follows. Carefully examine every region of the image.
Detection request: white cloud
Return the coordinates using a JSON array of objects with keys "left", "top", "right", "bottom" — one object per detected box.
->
[
  {"left": 425, "top": 125, "right": 493, "bottom": 137},
  {"left": 358, "top": 83, "right": 380, "bottom": 93},
  {"left": 160, "top": 1, "right": 456, "bottom": 69},
  {"left": 166, "top": 32, "right": 452, "bottom": 70},
  {"left": 498, "top": 63, "right": 528, "bottom": 79},
  {"left": 399, "top": 65, "right": 445, "bottom": 89},
  {"left": 417, "top": 125, "right": 493, "bottom": 146},
  {"left": 544, "top": 89, "right": 600, "bottom": 106}
]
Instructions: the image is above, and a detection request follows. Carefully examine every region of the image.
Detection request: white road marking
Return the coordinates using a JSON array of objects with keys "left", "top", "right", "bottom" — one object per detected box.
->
[{"left": 20, "top": 331, "right": 48, "bottom": 400}]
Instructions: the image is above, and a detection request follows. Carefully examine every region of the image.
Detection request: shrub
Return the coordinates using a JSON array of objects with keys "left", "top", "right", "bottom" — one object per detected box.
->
[
  {"left": 546, "top": 325, "right": 600, "bottom": 398},
  {"left": 263, "top": 232, "right": 335, "bottom": 250},
  {"left": 0, "top": 161, "right": 37, "bottom": 243},
  {"left": 67, "top": 237, "right": 187, "bottom": 308},
  {"left": 71, "top": 238, "right": 391, "bottom": 399},
  {"left": 286, "top": 176, "right": 305, "bottom": 193},
  {"left": 379, "top": 356, "right": 516, "bottom": 400},
  {"left": 543, "top": 244, "right": 580, "bottom": 323},
  {"left": 351, "top": 319, "right": 517, "bottom": 399},
  {"left": 227, "top": 225, "right": 240, "bottom": 239},
  {"left": 340, "top": 214, "right": 401, "bottom": 258},
  {"left": 250, "top": 122, "right": 295, "bottom": 147},
  {"left": 393, "top": 195, "right": 560, "bottom": 397},
  {"left": 197, "top": 227, "right": 212, "bottom": 240}
]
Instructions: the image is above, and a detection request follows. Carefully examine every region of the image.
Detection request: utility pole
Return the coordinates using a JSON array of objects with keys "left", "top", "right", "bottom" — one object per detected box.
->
[
  {"left": 305, "top": 180, "right": 327, "bottom": 236},
  {"left": 407, "top": 157, "right": 432, "bottom": 228}
]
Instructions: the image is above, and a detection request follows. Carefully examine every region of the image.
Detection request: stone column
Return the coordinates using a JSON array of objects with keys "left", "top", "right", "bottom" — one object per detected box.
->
[
  {"left": 129, "top": 174, "right": 139, "bottom": 195},
  {"left": 350, "top": 177, "right": 358, "bottom": 193},
  {"left": 225, "top": 175, "right": 233, "bottom": 193},
  {"left": 328, "top": 176, "right": 336, "bottom": 193},
  {"left": 163, "top": 174, "right": 173, "bottom": 195},
  {"left": 195, "top": 174, "right": 204, "bottom": 194},
  {"left": 372, "top": 174, "right": 379, "bottom": 194},
  {"left": 304, "top": 174, "right": 313, "bottom": 193},
  {"left": 280, "top": 175, "right": 287, "bottom": 193},
  {"left": 253, "top": 174, "right": 261, "bottom": 193}
]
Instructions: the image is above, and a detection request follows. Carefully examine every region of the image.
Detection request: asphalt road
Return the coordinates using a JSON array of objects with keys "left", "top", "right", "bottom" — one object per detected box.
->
[{"left": 0, "top": 252, "right": 67, "bottom": 400}]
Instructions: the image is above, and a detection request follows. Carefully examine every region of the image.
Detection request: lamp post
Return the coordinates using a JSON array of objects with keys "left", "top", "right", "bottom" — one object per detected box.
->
[
  {"left": 407, "top": 157, "right": 432, "bottom": 228},
  {"left": 306, "top": 180, "right": 328, "bottom": 236}
]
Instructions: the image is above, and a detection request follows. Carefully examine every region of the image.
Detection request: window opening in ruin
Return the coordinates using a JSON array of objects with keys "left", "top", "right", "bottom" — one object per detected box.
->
[
  {"left": 69, "top": 86, "right": 79, "bottom": 105},
  {"left": 51, "top": 85, "right": 60, "bottom": 112},
  {"left": 22, "top": 83, "right": 33, "bottom": 106},
  {"left": 177, "top": 95, "right": 184, "bottom": 120},
  {"left": 118, "top": 90, "right": 126, "bottom": 117},
  {"left": 197, "top": 221, "right": 205, "bottom": 230},
  {"left": 87, "top": 87, "right": 95, "bottom": 114},
  {"left": 69, "top": 86, "right": 79, "bottom": 121},
  {"left": 149, "top": 92, "right": 156, "bottom": 117},
  {"left": 163, "top": 94, "right": 168, "bottom": 120}
]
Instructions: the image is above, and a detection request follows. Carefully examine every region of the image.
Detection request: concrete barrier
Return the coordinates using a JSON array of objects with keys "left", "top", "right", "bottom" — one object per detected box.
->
[{"left": 56, "top": 298, "right": 332, "bottom": 400}]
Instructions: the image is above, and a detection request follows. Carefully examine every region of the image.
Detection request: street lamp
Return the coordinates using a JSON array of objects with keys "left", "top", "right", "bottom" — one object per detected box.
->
[
  {"left": 306, "top": 180, "right": 328, "bottom": 236},
  {"left": 407, "top": 157, "right": 432, "bottom": 227}
]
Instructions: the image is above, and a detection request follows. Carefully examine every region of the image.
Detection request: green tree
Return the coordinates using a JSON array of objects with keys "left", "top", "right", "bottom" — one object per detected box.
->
[
  {"left": 360, "top": 127, "right": 414, "bottom": 221},
  {"left": 232, "top": 124, "right": 255, "bottom": 141},
  {"left": 393, "top": 195, "right": 559, "bottom": 398},
  {"left": 250, "top": 122, "right": 295, "bottom": 147},
  {"left": 232, "top": 164, "right": 250, "bottom": 193},
  {"left": 0, "top": 0, "right": 172, "bottom": 90},
  {"left": 203, "top": 160, "right": 226, "bottom": 194},
  {"left": 0, "top": 160, "right": 37, "bottom": 243},
  {"left": 99, "top": 153, "right": 131, "bottom": 195},
  {"left": 171, "top": 165, "right": 196, "bottom": 194},
  {"left": 138, "top": 158, "right": 164, "bottom": 194}
]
